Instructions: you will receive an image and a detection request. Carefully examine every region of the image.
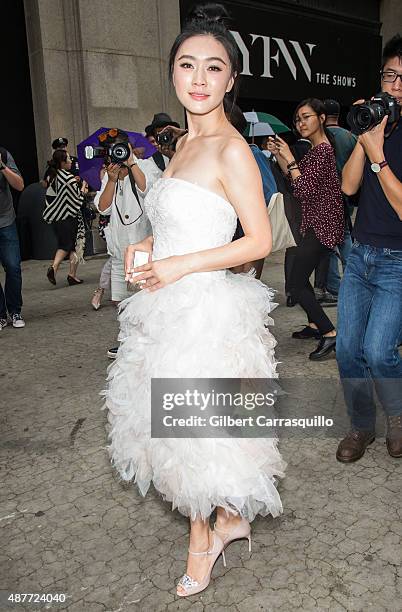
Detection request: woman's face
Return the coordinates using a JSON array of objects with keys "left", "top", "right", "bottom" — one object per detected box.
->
[
  {"left": 62, "top": 154, "right": 72, "bottom": 170},
  {"left": 294, "top": 105, "right": 325, "bottom": 140},
  {"left": 172, "top": 34, "right": 234, "bottom": 115}
]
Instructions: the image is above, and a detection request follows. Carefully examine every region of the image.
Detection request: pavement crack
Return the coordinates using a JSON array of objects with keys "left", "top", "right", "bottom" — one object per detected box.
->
[{"left": 69, "top": 418, "right": 87, "bottom": 446}]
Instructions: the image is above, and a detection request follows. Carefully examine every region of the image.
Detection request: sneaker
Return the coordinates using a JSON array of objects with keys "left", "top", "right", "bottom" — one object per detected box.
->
[
  {"left": 107, "top": 347, "right": 118, "bottom": 359},
  {"left": 0, "top": 318, "right": 7, "bottom": 330},
  {"left": 11, "top": 314, "right": 25, "bottom": 328}
]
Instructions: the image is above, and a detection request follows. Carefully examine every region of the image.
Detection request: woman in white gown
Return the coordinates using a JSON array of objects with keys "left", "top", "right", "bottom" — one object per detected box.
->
[{"left": 104, "top": 3, "right": 286, "bottom": 597}]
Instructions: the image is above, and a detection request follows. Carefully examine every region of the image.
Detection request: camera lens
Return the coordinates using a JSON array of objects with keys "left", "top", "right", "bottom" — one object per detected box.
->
[
  {"left": 356, "top": 108, "right": 372, "bottom": 130},
  {"left": 113, "top": 145, "right": 127, "bottom": 160},
  {"left": 110, "top": 142, "right": 130, "bottom": 163},
  {"left": 157, "top": 132, "right": 173, "bottom": 146}
]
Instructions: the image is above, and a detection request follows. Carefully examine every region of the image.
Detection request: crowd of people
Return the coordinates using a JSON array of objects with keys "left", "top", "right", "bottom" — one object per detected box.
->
[{"left": 1, "top": 0, "right": 402, "bottom": 598}]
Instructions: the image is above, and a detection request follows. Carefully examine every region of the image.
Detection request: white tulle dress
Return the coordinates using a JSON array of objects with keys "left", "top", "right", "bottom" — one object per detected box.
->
[{"left": 104, "top": 177, "right": 286, "bottom": 521}]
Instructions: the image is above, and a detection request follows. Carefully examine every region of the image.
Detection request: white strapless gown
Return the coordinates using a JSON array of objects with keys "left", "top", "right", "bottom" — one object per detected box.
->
[{"left": 104, "top": 178, "right": 286, "bottom": 521}]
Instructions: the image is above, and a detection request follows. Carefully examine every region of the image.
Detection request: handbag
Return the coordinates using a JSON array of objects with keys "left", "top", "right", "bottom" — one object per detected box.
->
[{"left": 267, "top": 192, "right": 297, "bottom": 253}]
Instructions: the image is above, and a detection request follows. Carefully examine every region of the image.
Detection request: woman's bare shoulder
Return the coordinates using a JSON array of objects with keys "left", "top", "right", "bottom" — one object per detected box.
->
[{"left": 219, "top": 131, "right": 254, "bottom": 168}]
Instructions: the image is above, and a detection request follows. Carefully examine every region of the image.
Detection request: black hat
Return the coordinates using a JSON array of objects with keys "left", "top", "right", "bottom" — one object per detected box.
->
[
  {"left": 145, "top": 113, "right": 180, "bottom": 136},
  {"left": 324, "top": 99, "right": 341, "bottom": 117},
  {"left": 52, "top": 137, "right": 68, "bottom": 149}
]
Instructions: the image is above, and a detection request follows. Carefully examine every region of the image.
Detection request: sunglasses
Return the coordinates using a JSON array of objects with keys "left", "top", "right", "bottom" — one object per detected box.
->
[{"left": 99, "top": 128, "right": 119, "bottom": 142}]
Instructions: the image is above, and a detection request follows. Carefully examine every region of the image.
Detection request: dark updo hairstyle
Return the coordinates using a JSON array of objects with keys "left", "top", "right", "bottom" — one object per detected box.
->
[
  {"left": 294, "top": 97, "right": 336, "bottom": 153},
  {"left": 47, "top": 149, "right": 69, "bottom": 184},
  {"left": 168, "top": 3, "right": 241, "bottom": 113},
  {"left": 224, "top": 99, "right": 247, "bottom": 134}
]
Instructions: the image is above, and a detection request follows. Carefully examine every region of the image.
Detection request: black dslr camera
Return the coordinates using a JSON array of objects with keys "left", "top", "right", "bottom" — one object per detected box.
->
[
  {"left": 156, "top": 130, "right": 175, "bottom": 147},
  {"left": 84, "top": 141, "right": 131, "bottom": 164},
  {"left": 347, "top": 92, "right": 400, "bottom": 135}
]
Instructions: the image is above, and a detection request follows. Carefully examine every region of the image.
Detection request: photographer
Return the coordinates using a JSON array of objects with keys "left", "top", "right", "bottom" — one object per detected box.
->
[
  {"left": 144, "top": 112, "right": 185, "bottom": 171},
  {"left": 0, "top": 146, "right": 25, "bottom": 330},
  {"left": 336, "top": 34, "right": 402, "bottom": 463},
  {"left": 94, "top": 129, "right": 158, "bottom": 307}
]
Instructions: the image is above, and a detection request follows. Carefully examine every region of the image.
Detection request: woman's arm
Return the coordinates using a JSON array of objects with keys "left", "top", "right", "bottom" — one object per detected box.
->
[{"left": 186, "top": 137, "right": 272, "bottom": 269}]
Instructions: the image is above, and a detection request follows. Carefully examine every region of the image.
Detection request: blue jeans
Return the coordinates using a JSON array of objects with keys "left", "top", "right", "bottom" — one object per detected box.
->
[
  {"left": 326, "top": 227, "right": 353, "bottom": 295},
  {"left": 336, "top": 241, "right": 402, "bottom": 431},
  {"left": 0, "top": 221, "right": 22, "bottom": 318}
]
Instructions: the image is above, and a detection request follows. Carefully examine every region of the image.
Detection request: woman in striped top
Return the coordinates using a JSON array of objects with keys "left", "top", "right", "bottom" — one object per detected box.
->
[{"left": 44, "top": 149, "right": 88, "bottom": 286}]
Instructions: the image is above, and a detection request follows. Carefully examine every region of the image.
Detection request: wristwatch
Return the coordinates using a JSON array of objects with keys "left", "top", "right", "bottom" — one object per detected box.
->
[{"left": 370, "top": 160, "right": 388, "bottom": 173}]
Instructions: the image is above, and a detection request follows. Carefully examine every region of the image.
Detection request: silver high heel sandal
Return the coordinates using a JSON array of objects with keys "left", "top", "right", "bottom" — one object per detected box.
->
[
  {"left": 176, "top": 532, "right": 226, "bottom": 597},
  {"left": 214, "top": 517, "right": 252, "bottom": 552},
  {"left": 91, "top": 287, "right": 104, "bottom": 310}
]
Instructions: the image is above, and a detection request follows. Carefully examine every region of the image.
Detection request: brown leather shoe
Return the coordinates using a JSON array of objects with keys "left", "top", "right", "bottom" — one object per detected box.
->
[
  {"left": 386, "top": 415, "right": 402, "bottom": 458},
  {"left": 336, "top": 431, "right": 375, "bottom": 463}
]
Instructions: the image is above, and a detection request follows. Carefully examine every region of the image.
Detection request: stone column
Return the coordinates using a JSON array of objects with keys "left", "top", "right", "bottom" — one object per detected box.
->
[
  {"left": 380, "top": 0, "right": 402, "bottom": 48},
  {"left": 24, "top": 0, "right": 183, "bottom": 174}
]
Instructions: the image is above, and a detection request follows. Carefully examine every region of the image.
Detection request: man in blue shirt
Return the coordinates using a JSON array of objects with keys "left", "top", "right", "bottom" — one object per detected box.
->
[{"left": 336, "top": 35, "right": 402, "bottom": 462}]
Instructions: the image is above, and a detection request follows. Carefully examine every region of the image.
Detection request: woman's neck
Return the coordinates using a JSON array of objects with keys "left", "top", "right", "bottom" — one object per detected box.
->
[
  {"left": 186, "top": 104, "right": 228, "bottom": 138},
  {"left": 309, "top": 129, "right": 329, "bottom": 148}
]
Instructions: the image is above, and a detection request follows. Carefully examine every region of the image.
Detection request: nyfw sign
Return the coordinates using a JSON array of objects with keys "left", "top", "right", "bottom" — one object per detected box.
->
[
  {"left": 230, "top": 31, "right": 357, "bottom": 89},
  {"left": 179, "top": 0, "right": 381, "bottom": 105}
]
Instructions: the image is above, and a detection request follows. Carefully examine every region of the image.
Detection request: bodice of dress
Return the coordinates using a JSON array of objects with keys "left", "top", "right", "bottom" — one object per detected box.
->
[{"left": 145, "top": 178, "right": 237, "bottom": 262}]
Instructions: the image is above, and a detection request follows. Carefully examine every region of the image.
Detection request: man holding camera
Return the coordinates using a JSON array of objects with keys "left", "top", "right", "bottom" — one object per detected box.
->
[
  {"left": 0, "top": 146, "right": 25, "bottom": 330},
  {"left": 145, "top": 112, "right": 184, "bottom": 171},
  {"left": 94, "top": 129, "right": 158, "bottom": 309},
  {"left": 336, "top": 34, "right": 402, "bottom": 462}
]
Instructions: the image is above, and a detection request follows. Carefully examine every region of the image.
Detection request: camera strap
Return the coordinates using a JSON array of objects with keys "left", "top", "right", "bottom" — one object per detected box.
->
[{"left": 113, "top": 168, "right": 144, "bottom": 226}]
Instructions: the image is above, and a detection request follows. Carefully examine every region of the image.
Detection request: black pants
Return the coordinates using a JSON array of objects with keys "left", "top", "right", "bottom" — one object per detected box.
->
[
  {"left": 287, "top": 229, "right": 335, "bottom": 335},
  {"left": 285, "top": 245, "right": 330, "bottom": 294},
  {"left": 314, "top": 250, "right": 330, "bottom": 289}
]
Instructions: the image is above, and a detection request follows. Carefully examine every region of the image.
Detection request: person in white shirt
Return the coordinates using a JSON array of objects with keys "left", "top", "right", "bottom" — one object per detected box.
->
[{"left": 94, "top": 129, "right": 161, "bottom": 303}]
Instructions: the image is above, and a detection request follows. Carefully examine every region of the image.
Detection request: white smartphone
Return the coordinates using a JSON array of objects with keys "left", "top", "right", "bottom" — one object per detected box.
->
[
  {"left": 132, "top": 250, "right": 149, "bottom": 275},
  {"left": 127, "top": 250, "right": 150, "bottom": 291}
]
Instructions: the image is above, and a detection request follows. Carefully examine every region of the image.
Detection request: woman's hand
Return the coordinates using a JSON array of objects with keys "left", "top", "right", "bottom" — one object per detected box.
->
[
  {"left": 266, "top": 136, "right": 294, "bottom": 164},
  {"left": 127, "top": 255, "right": 189, "bottom": 292},
  {"left": 106, "top": 163, "right": 121, "bottom": 183},
  {"left": 124, "top": 237, "right": 154, "bottom": 279}
]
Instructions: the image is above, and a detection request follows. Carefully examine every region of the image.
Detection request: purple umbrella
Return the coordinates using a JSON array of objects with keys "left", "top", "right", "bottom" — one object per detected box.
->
[{"left": 77, "top": 128, "right": 156, "bottom": 191}]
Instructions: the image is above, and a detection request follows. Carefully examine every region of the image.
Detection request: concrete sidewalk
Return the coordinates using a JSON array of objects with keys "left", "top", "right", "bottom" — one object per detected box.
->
[{"left": 1, "top": 253, "right": 401, "bottom": 611}]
